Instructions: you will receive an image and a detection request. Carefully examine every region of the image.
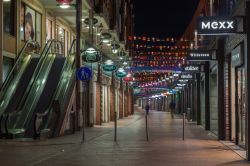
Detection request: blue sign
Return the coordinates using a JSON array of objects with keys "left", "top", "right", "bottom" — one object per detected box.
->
[{"left": 76, "top": 67, "right": 92, "bottom": 81}]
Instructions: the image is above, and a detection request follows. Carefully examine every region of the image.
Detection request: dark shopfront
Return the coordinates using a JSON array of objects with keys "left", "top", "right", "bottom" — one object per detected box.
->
[{"left": 230, "top": 43, "right": 246, "bottom": 148}]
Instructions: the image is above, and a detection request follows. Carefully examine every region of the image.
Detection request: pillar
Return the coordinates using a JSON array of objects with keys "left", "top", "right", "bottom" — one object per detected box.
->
[
  {"left": 76, "top": 0, "right": 82, "bottom": 131},
  {"left": 0, "top": 0, "right": 3, "bottom": 86},
  {"left": 205, "top": 62, "right": 210, "bottom": 130},
  {"left": 245, "top": 1, "right": 250, "bottom": 160},
  {"left": 218, "top": 39, "right": 225, "bottom": 140},
  {"left": 196, "top": 73, "right": 201, "bottom": 125}
]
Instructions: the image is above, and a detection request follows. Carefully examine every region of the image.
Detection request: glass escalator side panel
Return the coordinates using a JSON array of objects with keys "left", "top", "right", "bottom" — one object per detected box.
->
[
  {"left": 12, "top": 54, "right": 56, "bottom": 130},
  {"left": 0, "top": 55, "right": 32, "bottom": 115}
]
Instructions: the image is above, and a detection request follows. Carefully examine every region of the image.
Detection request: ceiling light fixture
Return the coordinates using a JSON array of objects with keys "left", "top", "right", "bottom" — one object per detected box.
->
[{"left": 59, "top": 3, "right": 70, "bottom": 9}]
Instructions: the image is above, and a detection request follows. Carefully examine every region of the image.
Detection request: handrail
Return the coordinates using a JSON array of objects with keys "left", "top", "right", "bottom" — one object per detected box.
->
[
  {"left": 14, "top": 40, "right": 64, "bottom": 127},
  {"left": 15, "top": 40, "right": 61, "bottom": 109},
  {"left": 37, "top": 55, "right": 75, "bottom": 133},
  {"left": 68, "top": 39, "right": 76, "bottom": 55},
  {"left": 0, "top": 40, "right": 40, "bottom": 91},
  {"left": 35, "top": 40, "right": 76, "bottom": 135},
  {"left": 0, "top": 39, "right": 63, "bottom": 136}
]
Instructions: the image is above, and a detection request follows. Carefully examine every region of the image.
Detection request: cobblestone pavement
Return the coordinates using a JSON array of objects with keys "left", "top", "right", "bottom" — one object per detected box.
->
[{"left": 0, "top": 106, "right": 249, "bottom": 166}]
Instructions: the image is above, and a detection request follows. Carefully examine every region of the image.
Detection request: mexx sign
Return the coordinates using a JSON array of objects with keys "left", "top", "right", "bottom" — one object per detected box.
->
[{"left": 198, "top": 17, "right": 237, "bottom": 35}]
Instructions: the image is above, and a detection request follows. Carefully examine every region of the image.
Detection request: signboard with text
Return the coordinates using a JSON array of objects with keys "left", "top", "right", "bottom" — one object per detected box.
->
[
  {"left": 187, "top": 50, "right": 217, "bottom": 61},
  {"left": 198, "top": 16, "right": 237, "bottom": 35},
  {"left": 180, "top": 74, "right": 193, "bottom": 80},
  {"left": 183, "top": 65, "right": 200, "bottom": 72}
]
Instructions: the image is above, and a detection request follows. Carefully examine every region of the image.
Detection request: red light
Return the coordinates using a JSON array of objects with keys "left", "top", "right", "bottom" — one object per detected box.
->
[{"left": 56, "top": 0, "right": 73, "bottom": 4}]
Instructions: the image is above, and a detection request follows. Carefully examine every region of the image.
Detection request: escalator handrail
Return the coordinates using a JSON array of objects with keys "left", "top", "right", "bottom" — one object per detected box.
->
[
  {"left": 36, "top": 41, "right": 76, "bottom": 134},
  {"left": 68, "top": 39, "right": 76, "bottom": 55},
  {"left": 38, "top": 55, "right": 75, "bottom": 130},
  {"left": 46, "top": 39, "right": 76, "bottom": 114},
  {"left": 9, "top": 40, "right": 61, "bottom": 116},
  {"left": 0, "top": 40, "right": 39, "bottom": 92},
  {"left": 1, "top": 40, "right": 61, "bottom": 135},
  {"left": 15, "top": 40, "right": 63, "bottom": 123}
]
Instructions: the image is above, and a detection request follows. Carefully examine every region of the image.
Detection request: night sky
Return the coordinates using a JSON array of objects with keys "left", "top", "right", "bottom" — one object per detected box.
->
[{"left": 134, "top": 0, "right": 200, "bottom": 38}]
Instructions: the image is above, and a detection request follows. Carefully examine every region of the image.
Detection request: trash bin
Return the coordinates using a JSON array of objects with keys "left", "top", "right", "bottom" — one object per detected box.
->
[{"left": 187, "top": 108, "right": 191, "bottom": 122}]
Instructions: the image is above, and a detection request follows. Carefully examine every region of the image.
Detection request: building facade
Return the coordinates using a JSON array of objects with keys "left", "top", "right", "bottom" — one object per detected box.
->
[{"left": 0, "top": 0, "right": 134, "bottom": 138}]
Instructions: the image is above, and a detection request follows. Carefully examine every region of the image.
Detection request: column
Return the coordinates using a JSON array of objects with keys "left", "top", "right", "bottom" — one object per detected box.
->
[
  {"left": 191, "top": 82, "right": 196, "bottom": 121},
  {"left": 0, "top": 0, "right": 3, "bottom": 86},
  {"left": 95, "top": 82, "right": 101, "bottom": 125},
  {"left": 205, "top": 62, "right": 210, "bottom": 130},
  {"left": 218, "top": 39, "right": 225, "bottom": 140},
  {"left": 196, "top": 73, "right": 201, "bottom": 125},
  {"left": 245, "top": 1, "right": 250, "bottom": 160},
  {"left": 76, "top": 0, "right": 82, "bottom": 130}
]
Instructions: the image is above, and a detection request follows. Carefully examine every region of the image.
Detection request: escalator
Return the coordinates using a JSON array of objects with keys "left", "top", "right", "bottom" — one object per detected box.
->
[
  {"left": 1, "top": 39, "right": 76, "bottom": 139},
  {"left": 36, "top": 41, "right": 77, "bottom": 138},
  {"left": 0, "top": 41, "right": 40, "bottom": 118},
  {"left": 0, "top": 41, "right": 44, "bottom": 137},
  {"left": 2, "top": 40, "right": 64, "bottom": 138},
  {"left": 37, "top": 54, "right": 76, "bottom": 138},
  {"left": 6, "top": 53, "right": 60, "bottom": 138}
]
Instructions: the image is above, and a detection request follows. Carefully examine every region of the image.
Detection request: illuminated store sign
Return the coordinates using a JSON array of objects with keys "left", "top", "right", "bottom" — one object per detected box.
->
[
  {"left": 180, "top": 74, "right": 193, "bottom": 80},
  {"left": 198, "top": 17, "right": 236, "bottom": 35},
  {"left": 187, "top": 50, "right": 216, "bottom": 61},
  {"left": 231, "top": 44, "right": 243, "bottom": 67},
  {"left": 183, "top": 65, "right": 200, "bottom": 72}
]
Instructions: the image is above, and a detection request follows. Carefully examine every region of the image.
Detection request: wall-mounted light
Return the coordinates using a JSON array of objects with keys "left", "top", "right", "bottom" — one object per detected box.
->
[
  {"left": 123, "top": 61, "right": 128, "bottom": 66},
  {"left": 100, "top": 33, "right": 112, "bottom": 44},
  {"left": 111, "top": 43, "right": 120, "bottom": 54}
]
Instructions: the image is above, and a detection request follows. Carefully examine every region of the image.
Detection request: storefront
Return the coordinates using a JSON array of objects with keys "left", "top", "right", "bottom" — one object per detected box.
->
[
  {"left": 210, "top": 64, "right": 218, "bottom": 135},
  {"left": 230, "top": 43, "right": 246, "bottom": 147}
]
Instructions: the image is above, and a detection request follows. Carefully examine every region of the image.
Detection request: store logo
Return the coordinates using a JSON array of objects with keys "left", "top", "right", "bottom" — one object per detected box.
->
[
  {"left": 198, "top": 16, "right": 236, "bottom": 35},
  {"left": 184, "top": 66, "right": 199, "bottom": 71},
  {"left": 190, "top": 53, "right": 209, "bottom": 57},
  {"left": 201, "top": 21, "right": 234, "bottom": 30},
  {"left": 187, "top": 50, "right": 216, "bottom": 61},
  {"left": 180, "top": 74, "right": 193, "bottom": 79},
  {"left": 184, "top": 65, "right": 200, "bottom": 72}
]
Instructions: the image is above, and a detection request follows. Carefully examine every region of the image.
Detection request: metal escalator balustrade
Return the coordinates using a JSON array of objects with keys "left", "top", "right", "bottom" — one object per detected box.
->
[
  {"left": 37, "top": 54, "right": 76, "bottom": 137},
  {"left": 0, "top": 40, "right": 40, "bottom": 118},
  {"left": 5, "top": 40, "right": 64, "bottom": 138},
  {"left": 36, "top": 40, "right": 76, "bottom": 138}
]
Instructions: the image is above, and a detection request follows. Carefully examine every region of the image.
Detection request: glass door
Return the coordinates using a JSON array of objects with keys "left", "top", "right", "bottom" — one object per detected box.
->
[{"left": 236, "top": 67, "right": 246, "bottom": 148}]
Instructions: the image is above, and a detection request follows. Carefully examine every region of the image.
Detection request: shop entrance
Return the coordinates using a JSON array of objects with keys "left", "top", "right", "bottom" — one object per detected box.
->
[{"left": 236, "top": 67, "right": 246, "bottom": 147}]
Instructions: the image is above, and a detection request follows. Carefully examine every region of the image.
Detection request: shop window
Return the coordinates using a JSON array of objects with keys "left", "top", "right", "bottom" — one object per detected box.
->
[
  {"left": 20, "top": 3, "right": 42, "bottom": 44},
  {"left": 46, "top": 19, "right": 52, "bottom": 42},
  {"left": 36, "top": 13, "right": 42, "bottom": 44},
  {"left": 226, "top": 0, "right": 239, "bottom": 14},
  {"left": 3, "top": 56, "right": 14, "bottom": 82},
  {"left": 3, "top": 0, "right": 15, "bottom": 35},
  {"left": 56, "top": 26, "right": 65, "bottom": 54}
]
